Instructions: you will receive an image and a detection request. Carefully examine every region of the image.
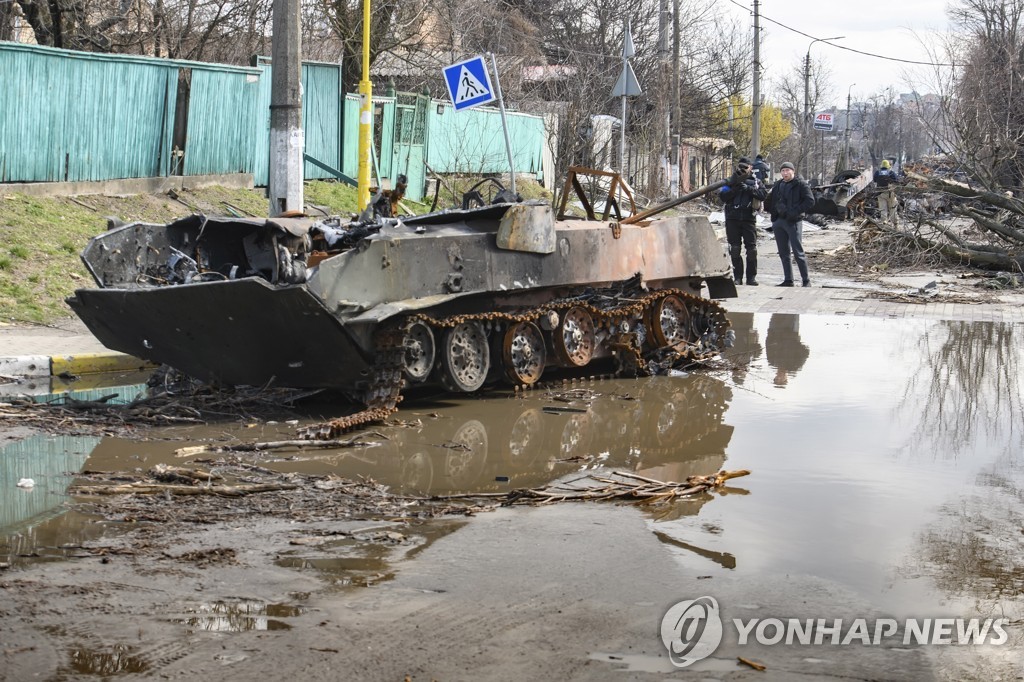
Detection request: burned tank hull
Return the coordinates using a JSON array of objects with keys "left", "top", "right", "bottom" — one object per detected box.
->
[{"left": 68, "top": 203, "right": 736, "bottom": 398}]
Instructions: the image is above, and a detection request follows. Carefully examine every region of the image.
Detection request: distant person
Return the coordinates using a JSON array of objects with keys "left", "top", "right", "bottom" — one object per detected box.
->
[
  {"left": 873, "top": 160, "right": 899, "bottom": 223},
  {"left": 764, "top": 162, "right": 816, "bottom": 287},
  {"left": 719, "top": 157, "right": 768, "bottom": 286},
  {"left": 765, "top": 313, "right": 809, "bottom": 387},
  {"left": 752, "top": 154, "right": 770, "bottom": 183}
]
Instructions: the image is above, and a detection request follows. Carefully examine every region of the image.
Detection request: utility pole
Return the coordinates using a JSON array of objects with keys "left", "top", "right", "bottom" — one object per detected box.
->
[
  {"left": 356, "top": 0, "right": 373, "bottom": 210},
  {"left": 841, "top": 84, "right": 855, "bottom": 172},
  {"left": 750, "top": 0, "right": 761, "bottom": 157},
  {"left": 659, "top": 0, "right": 670, "bottom": 194},
  {"left": 268, "top": 0, "right": 304, "bottom": 216},
  {"left": 671, "top": 0, "right": 681, "bottom": 196}
]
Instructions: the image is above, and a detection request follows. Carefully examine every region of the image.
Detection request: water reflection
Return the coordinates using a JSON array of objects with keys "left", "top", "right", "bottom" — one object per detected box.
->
[
  {"left": 269, "top": 374, "right": 736, "bottom": 496},
  {"left": 66, "top": 644, "right": 150, "bottom": 675},
  {"left": 173, "top": 600, "right": 302, "bottom": 632},
  {"left": 765, "top": 313, "right": 809, "bottom": 387},
  {"left": 0, "top": 434, "right": 105, "bottom": 564},
  {"left": 909, "top": 452, "right": 1024, "bottom": 622},
  {"left": 0, "top": 434, "right": 99, "bottom": 530},
  {"left": 903, "top": 320, "right": 1022, "bottom": 459},
  {"left": 723, "top": 312, "right": 762, "bottom": 385}
]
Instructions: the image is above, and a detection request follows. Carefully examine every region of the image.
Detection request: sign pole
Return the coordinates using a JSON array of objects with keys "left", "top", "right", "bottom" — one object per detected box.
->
[
  {"left": 488, "top": 52, "right": 516, "bottom": 196},
  {"left": 819, "top": 129, "right": 824, "bottom": 184}
]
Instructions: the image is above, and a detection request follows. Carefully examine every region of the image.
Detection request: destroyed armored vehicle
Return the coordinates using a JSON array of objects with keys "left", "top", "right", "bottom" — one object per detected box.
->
[{"left": 68, "top": 202, "right": 737, "bottom": 415}]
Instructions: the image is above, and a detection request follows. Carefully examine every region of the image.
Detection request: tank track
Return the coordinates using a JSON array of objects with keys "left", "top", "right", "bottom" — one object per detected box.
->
[{"left": 299, "top": 289, "right": 730, "bottom": 440}]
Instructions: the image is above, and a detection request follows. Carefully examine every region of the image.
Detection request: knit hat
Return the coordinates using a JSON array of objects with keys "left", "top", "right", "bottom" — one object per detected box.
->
[
  {"left": 780, "top": 162, "right": 795, "bottom": 171},
  {"left": 738, "top": 157, "right": 751, "bottom": 165}
]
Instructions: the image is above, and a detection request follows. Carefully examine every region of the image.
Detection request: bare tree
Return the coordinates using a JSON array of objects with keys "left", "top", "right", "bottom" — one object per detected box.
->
[
  {"left": 772, "top": 55, "right": 833, "bottom": 172},
  {"left": 942, "top": 0, "right": 1024, "bottom": 188}
]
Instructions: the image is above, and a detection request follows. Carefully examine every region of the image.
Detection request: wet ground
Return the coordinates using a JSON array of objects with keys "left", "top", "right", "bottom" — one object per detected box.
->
[{"left": 2, "top": 312, "right": 1023, "bottom": 680}]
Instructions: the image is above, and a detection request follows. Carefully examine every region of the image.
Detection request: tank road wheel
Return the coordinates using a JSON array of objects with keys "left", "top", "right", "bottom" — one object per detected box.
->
[
  {"left": 502, "top": 321, "right": 546, "bottom": 385},
  {"left": 439, "top": 321, "right": 491, "bottom": 392},
  {"left": 402, "top": 321, "right": 436, "bottom": 383},
  {"left": 651, "top": 295, "right": 692, "bottom": 348},
  {"left": 554, "top": 306, "right": 596, "bottom": 367}
]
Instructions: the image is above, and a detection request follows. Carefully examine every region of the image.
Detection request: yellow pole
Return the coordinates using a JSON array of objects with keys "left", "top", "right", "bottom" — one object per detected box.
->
[{"left": 357, "top": 0, "right": 373, "bottom": 210}]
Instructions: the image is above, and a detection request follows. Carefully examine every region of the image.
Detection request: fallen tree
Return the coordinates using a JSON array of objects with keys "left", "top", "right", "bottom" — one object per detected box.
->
[{"left": 869, "top": 171, "right": 1024, "bottom": 273}]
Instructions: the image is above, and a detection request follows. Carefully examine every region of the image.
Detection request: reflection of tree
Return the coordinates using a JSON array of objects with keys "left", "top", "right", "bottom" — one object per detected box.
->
[
  {"left": 903, "top": 321, "right": 1021, "bottom": 458},
  {"left": 909, "top": 456, "right": 1024, "bottom": 626}
]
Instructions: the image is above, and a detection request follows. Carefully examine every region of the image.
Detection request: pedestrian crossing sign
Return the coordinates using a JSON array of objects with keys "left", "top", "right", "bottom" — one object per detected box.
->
[{"left": 443, "top": 56, "right": 496, "bottom": 111}]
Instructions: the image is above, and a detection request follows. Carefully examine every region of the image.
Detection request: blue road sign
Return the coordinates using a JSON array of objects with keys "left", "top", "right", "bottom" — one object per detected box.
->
[{"left": 443, "top": 56, "right": 496, "bottom": 111}]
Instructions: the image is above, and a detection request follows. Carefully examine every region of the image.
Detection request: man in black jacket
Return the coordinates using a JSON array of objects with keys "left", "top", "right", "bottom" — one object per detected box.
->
[
  {"left": 765, "top": 161, "right": 816, "bottom": 287},
  {"left": 719, "top": 158, "right": 768, "bottom": 285},
  {"left": 752, "top": 154, "right": 770, "bottom": 183}
]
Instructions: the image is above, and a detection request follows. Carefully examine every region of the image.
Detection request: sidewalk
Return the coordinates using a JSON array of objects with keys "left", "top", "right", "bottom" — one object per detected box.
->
[{"left": 718, "top": 220, "right": 1024, "bottom": 322}]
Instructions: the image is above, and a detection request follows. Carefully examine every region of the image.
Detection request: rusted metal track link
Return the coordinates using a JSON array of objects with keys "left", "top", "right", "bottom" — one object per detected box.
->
[{"left": 299, "top": 291, "right": 730, "bottom": 440}]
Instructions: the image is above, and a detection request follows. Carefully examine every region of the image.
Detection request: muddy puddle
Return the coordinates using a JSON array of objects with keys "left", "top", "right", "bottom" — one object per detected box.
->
[{"left": 3, "top": 313, "right": 1024, "bottom": 627}]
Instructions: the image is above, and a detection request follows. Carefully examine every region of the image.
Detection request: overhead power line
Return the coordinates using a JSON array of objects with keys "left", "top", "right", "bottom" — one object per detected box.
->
[{"left": 725, "top": 0, "right": 954, "bottom": 67}]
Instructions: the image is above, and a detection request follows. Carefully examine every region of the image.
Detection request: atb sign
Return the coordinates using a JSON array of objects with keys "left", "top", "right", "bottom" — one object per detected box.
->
[
  {"left": 813, "top": 112, "right": 834, "bottom": 131},
  {"left": 443, "top": 56, "right": 496, "bottom": 111}
]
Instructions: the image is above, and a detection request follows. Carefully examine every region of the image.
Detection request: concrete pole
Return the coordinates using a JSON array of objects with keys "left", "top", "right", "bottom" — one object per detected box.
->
[
  {"left": 842, "top": 84, "right": 855, "bottom": 171},
  {"left": 750, "top": 0, "right": 761, "bottom": 157},
  {"left": 670, "top": 0, "right": 681, "bottom": 196},
  {"left": 802, "top": 50, "right": 811, "bottom": 170},
  {"left": 268, "top": 0, "right": 304, "bottom": 216}
]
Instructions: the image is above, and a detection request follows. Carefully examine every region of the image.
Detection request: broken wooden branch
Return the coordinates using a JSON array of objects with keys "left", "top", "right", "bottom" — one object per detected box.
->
[
  {"left": 70, "top": 482, "right": 298, "bottom": 497},
  {"left": 175, "top": 434, "right": 382, "bottom": 458}
]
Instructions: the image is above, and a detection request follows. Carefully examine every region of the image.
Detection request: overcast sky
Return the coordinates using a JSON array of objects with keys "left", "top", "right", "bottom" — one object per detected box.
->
[{"left": 720, "top": 0, "right": 954, "bottom": 109}]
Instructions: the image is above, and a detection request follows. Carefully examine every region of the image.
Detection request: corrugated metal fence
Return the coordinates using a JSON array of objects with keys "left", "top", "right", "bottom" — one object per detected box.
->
[{"left": 0, "top": 43, "right": 548, "bottom": 201}]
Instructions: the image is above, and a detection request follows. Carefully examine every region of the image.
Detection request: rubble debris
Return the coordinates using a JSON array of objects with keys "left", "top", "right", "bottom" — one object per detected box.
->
[{"left": 68, "top": 463, "right": 749, "bottom": 526}]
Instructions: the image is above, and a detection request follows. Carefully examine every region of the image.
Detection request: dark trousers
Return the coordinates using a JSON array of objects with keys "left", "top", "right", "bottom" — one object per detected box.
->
[
  {"left": 772, "top": 219, "right": 809, "bottom": 284},
  {"left": 725, "top": 219, "right": 757, "bottom": 283}
]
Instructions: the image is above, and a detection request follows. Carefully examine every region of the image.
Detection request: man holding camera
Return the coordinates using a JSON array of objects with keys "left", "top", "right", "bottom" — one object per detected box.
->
[{"left": 719, "top": 157, "right": 768, "bottom": 286}]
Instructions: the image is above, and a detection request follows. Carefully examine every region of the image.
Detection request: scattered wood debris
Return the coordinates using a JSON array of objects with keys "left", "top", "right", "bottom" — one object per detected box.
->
[
  {"left": 68, "top": 462, "right": 749, "bottom": 526},
  {"left": 738, "top": 656, "right": 767, "bottom": 671},
  {"left": 0, "top": 381, "right": 324, "bottom": 436},
  {"left": 862, "top": 290, "right": 983, "bottom": 305}
]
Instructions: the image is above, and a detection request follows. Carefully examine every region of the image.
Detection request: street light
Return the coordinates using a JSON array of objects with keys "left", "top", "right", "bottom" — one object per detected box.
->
[
  {"left": 842, "top": 83, "right": 856, "bottom": 171},
  {"left": 803, "top": 36, "right": 844, "bottom": 130},
  {"left": 802, "top": 36, "right": 843, "bottom": 176}
]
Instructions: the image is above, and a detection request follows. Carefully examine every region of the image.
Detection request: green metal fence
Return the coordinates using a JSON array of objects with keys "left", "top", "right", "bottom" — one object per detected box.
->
[
  {"left": 183, "top": 68, "right": 263, "bottom": 176},
  {"left": 0, "top": 43, "right": 547, "bottom": 200},
  {"left": 427, "top": 102, "right": 546, "bottom": 178},
  {"left": 0, "top": 43, "right": 180, "bottom": 182}
]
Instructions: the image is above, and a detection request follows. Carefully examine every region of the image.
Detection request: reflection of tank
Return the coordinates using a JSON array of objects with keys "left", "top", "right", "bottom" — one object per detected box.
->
[
  {"left": 267, "top": 374, "right": 735, "bottom": 496},
  {"left": 68, "top": 204, "right": 735, "bottom": 414}
]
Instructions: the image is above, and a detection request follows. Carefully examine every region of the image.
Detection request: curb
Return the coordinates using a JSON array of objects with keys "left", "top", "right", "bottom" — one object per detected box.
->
[
  {"left": 1, "top": 352, "right": 157, "bottom": 399},
  {"left": 1, "top": 351, "right": 155, "bottom": 379},
  {"left": 50, "top": 352, "right": 157, "bottom": 377}
]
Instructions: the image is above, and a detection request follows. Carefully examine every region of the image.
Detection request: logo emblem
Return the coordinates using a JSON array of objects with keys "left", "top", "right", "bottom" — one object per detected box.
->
[{"left": 660, "top": 596, "right": 723, "bottom": 667}]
